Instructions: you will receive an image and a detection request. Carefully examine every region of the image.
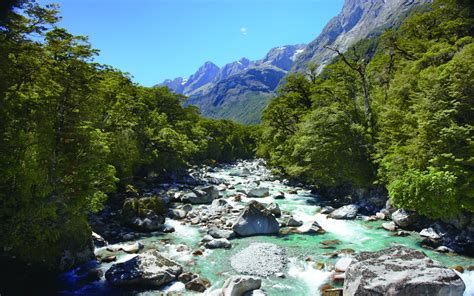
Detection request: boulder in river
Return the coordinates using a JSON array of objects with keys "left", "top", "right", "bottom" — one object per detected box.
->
[
  {"left": 230, "top": 167, "right": 251, "bottom": 177},
  {"left": 105, "top": 250, "right": 182, "bottom": 287},
  {"left": 209, "top": 275, "right": 261, "bottom": 296},
  {"left": 304, "top": 221, "right": 326, "bottom": 234},
  {"left": 391, "top": 209, "right": 418, "bottom": 227},
  {"left": 328, "top": 204, "right": 358, "bottom": 220},
  {"left": 343, "top": 245, "right": 466, "bottom": 296},
  {"left": 273, "top": 191, "right": 285, "bottom": 199},
  {"left": 320, "top": 206, "right": 335, "bottom": 214},
  {"left": 208, "top": 227, "right": 235, "bottom": 239},
  {"left": 382, "top": 221, "right": 397, "bottom": 232},
  {"left": 182, "top": 186, "right": 219, "bottom": 204},
  {"left": 267, "top": 202, "right": 281, "bottom": 217},
  {"left": 205, "top": 238, "right": 232, "bottom": 249},
  {"left": 185, "top": 277, "right": 211, "bottom": 292},
  {"left": 248, "top": 187, "right": 270, "bottom": 198},
  {"left": 287, "top": 217, "right": 303, "bottom": 227},
  {"left": 420, "top": 227, "right": 441, "bottom": 240},
  {"left": 233, "top": 200, "right": 279, "bottom": 236}
]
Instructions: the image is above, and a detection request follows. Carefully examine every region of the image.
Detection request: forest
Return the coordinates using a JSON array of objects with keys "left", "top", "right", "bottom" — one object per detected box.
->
[
  {"left": 0, "top": 0, "right": 473, "bottom": 276},
  {"left": 0, "top": 1, "right": 257, "bottom": 269},
  {"left": 259, "top": 0, "right": 473, "bottom": 219}
]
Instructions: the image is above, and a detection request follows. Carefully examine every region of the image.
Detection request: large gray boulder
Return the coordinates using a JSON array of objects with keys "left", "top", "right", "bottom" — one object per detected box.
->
[
  {"left": 328, "top": 204, "right": 359, "bottom": 220},
  {"left": 182, "top": 185, "right": 219, "bottom": 204},
  {"left": 391, "top": 209, "right": 418, "bottom": 227},
  {"left": 205, "top": 238, "right": 232, "bottom": 249},
  {"left": 248, "top": 187, "right": 270, "bottom": 198},
  {"left": 233, "top": 201, "right": 279, "bottom": 236},
  {"left": 223, "top": 276, "right": 262, "bottom": 296},
  {"left": 105, "top": 250, "right": 182, "bottom": 287},
  {"left": 343, "top": 246, "right": 465, "bottom": 296},
  {"left": 209, "top": 276, "right": 261, "bottom": 296}
]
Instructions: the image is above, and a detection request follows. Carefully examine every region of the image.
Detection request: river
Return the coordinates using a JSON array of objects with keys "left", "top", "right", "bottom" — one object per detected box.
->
[{"left": 61, "top": 160, "right": 474, "bottom": 295}]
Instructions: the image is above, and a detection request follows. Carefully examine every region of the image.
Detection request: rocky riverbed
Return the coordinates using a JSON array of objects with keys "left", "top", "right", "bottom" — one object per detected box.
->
[{"left": 60, "top": 159, "right": 474, "bottom": 295}]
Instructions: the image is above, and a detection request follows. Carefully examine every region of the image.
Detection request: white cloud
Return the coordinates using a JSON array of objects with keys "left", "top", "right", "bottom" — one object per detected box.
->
[{"left": 240, "top": 27, "right": 248, "bottom": 36}]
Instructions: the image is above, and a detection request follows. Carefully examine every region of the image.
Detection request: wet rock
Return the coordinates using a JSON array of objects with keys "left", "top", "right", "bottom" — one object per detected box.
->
[
  {"left": 159, "top": 224, "right": 175, "bottom": 233},
  {"left": 201, "top": 234, "right": 214, "bottom": 243},
  {"left": 212, "top": 198, "right": 232, "bottom": 210},
  {"left": 273, "top": 192, "right": 285, "bottom": 199},
  {"left": 320, "top": 206, "right": 335, "bottom": 214},
  {"left": 170, "top": 209, "right": 187, "bottom": 219},
  {"left": 420, "top": 227, "right": 441, "bottom": 240},
  {"left": 92, "top": 232, "right": 108, "bottom": 248},
  {"left": 328, "top": 205, "right": 358, "bottom": 220},
  {"left": 375, "top": 212, "right": 386, "bottom": 220},
  {"left": 322, "top": 288, "right": 343, "bottom": 296},
  {"left": 181, "top": 204, "right": 193, "bottom": 212},
  {"left": 248, "top": 187, "right": 270, "bottom": 198},
  {"left": 208, "top": 227, "right": 235, "bottom": 239},
  {"left": 218, "top": 276, "right": 262, "bottom": 296},
  {"left": 185, "top": 277, "right": 211, "bottom": 292},
  {"left": 182, "top": 186, "right": 219, "bottom": 204},
  {"left": 267, "top": 202, "right": 281, "bottom": 217},
  {"left": 205, "top": 238, "right": 232, "bottom": 249},
  {"left": 391, "top": 209, "right": 418, "bottom": 228},
  {"left": 178, "top": 272, "right": 197, "bottom": 283},
  {"left": 335, "top": 257, "right": 352, "bottom": 272},
  {"left": 231, "top": 243, "right": 287, "bottom": 277},
  {"left": 305, "top": 221, "right": 325, "bottom": 234},
  {"left": 105, "top": 250, "right": 182, "bottom": 287},
  {"left": 275, "top": 272, "right": 285, "bottom": 278},
  {"left": 230, "top": 168, "right": 251, "bottom": 177},
  {"left": 332, "top": 273, "right": 346, "bottom": 282},
  {"left": 121, "top": 242, "right": 142, "bottom": 254},
  {"left": 175, "top": 244, "right": 189, "bottom": 252},
  {"left": 101, "top": 255, "right": 117, "bottom": 263},
  {"left": 435, "top": 246, "right": 455, "bottom": 253},
  {"left": 321, "top": 239, "right": 341, "bottom": 246},
  {"left": 382, "top": 221, "right": 397, "bottom": 232},
  {"left": 343, "top": 246, "right": 466, "bottom": 296},
  {"left": 122, "top": 197, "right": 166, "bottom": 232},
  {"left": 393, "top": 230, "right": 410, "bottom": 237},
  {"left": 233, "top": 201, "right": 279, "bottom": 236},
  {"left": 421, "top": 238, "right": 441, "bottom": 249},
  {"left": 192, "top": 249, "right": 204, "bottom": 256},
  {"left": 287, "top": 217, "right": 303, "bottom": 227}
]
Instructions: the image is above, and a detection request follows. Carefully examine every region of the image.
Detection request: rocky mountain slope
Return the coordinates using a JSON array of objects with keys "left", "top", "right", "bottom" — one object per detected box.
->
[
  {"left": 158, "top": 45, "right": 305, "bottom": 124},
  {"left": 158, "top": 0, "right": 430, "bottom": 124},
  {"left": 292, "top": 0, "right": 432, "bottom": 72}
]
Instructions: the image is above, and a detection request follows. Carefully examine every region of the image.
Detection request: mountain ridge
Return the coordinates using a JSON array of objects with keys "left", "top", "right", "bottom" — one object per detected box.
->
[{"left": 157, "top": 0, "right": 431, "bottom": 124}]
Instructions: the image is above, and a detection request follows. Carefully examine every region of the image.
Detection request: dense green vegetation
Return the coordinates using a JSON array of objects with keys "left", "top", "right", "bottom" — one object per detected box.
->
[
  {"left": 259, "top": 0, "right": 474, "bottom": 218},
  {"left": 0, "top": 2, "right": 256, "bottom": 269},
  {"left": 1, "top": 0, "right": 473, "bottom": 274}
]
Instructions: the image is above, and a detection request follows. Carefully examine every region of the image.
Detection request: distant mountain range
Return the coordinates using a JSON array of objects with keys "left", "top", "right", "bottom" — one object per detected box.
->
[{"left": 157, "top": 0, "right": 431, "bottom": 124}]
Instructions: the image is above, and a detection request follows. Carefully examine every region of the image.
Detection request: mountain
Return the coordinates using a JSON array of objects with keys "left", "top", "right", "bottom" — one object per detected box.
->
[
  {"left": 158, "top": 0, "right": 429, "bottom": 124},
  {"left": 293, "top": 0, "right": 432, "bottom": 72},
  {"left": 159, "top": 61, "right": 220, "bottom": 96},
  {"left": 157, "top": 44, "right": 305, "bottom": 124}
]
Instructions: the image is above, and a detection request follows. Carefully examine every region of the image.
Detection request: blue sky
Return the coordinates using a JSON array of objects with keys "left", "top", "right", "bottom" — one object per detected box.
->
[{"left": 38, "top": 0, "right": 343, "bottom": 86}]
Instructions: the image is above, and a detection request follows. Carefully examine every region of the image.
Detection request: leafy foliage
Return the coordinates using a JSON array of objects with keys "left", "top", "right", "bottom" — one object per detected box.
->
[
  {"left": 0, "top": 1, "right": 256, "bottom": 269},
  {"left": 259, "top": 0, "right": 474, "bottom": 216}
]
